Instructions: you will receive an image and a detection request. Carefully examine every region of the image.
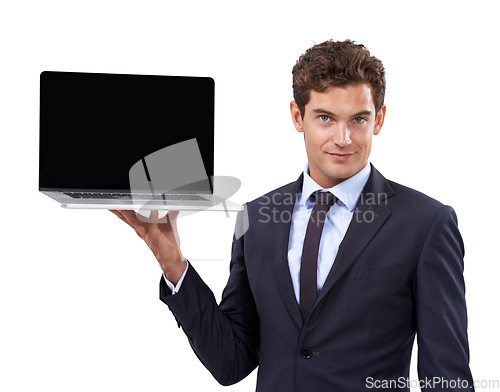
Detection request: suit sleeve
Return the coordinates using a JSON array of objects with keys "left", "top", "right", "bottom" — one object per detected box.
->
[
  {"left": 159, "top": 208, "right": 260, "bottom": 386},
  {"left": 415, "top": 205, "right": 474, "bottom": 391}
]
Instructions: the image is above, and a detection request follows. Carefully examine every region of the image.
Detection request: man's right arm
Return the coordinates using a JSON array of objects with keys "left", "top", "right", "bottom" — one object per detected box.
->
[{"left": 110, "top": 209, "right": 260, "bottom": 386}]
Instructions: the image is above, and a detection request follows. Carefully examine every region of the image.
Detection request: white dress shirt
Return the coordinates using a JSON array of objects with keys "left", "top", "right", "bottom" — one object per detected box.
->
[
  {"left": 287, "top": 162, "right": 371, "bottom": 304},
  {"left": 165, "top": 162, "right": 371, "bottom": 298}
]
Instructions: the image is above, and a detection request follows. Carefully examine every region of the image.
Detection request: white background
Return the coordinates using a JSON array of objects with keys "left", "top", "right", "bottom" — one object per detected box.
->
[{"left": 1, "top": 1, "right": 499, "bottom": 391}]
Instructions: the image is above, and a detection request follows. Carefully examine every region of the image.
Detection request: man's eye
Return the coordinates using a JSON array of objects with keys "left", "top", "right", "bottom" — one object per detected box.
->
[
  {"left": 319, "top": 115, "right": 330, "bottom": 122},
  {"left": 352, "top": 117, "right": 366, "bottom": 124}
]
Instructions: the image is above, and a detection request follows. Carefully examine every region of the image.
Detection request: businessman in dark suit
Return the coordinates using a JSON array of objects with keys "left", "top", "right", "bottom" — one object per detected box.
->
[{"left": 111, "top": 40, "right": 474, "bottom": 391}]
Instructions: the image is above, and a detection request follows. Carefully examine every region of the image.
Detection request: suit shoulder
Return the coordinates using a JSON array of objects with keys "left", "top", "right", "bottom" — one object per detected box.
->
[
  {"left": 386, "top": 179, "right": 454, "bottom": 217},
  {"left": 389, "top": 180, "right": 442, "bottom": 204}
]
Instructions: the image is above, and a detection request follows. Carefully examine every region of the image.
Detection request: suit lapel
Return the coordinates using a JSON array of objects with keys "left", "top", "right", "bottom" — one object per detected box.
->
[
  {"left": 267, "top": 166, "right": 395, "bottom": 326},
  {"left": 268, "top": 174, "right": 304, "bottom": 328},
  {"left": 315, "top": 165, "right": 395, "bottom": 306}
]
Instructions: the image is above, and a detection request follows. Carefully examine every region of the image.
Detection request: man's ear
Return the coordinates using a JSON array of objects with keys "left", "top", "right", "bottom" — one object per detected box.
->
[
  {"left": 373, "top": 105, "right": 386, "bottom": 135},
  {"left": 290, "top": 101, "right": 304, "bottom": 133}
]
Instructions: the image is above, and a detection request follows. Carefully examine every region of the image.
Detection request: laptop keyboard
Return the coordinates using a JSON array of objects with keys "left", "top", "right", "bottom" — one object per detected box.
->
[{"left": 63, "top": 192, "right": 209, "bottom": 201}]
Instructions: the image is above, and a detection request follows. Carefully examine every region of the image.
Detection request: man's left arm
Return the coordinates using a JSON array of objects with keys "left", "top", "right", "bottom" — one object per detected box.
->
[{"left": 414, "top": 205, "right": 474, "bottom": 391}]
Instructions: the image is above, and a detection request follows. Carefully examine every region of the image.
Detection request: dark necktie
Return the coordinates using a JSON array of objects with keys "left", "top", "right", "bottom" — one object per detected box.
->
[{"left": 300, "top": 191, "right": 337, "bottom": 321}]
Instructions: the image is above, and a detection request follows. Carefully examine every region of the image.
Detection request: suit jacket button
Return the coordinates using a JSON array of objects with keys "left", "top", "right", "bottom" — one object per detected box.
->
[{"left": 301, "top": 348, "right": 312, "bottom": 359}]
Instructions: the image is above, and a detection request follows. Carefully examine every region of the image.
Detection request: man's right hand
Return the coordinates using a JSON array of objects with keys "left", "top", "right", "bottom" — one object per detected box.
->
[{"left": 110, "top": 210, "right": 186, "bottom": 285}]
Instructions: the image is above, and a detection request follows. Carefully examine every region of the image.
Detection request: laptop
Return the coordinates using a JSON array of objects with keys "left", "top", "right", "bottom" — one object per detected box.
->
[{"left": 39, "top": 71, "right": 242, "bottom": 212}]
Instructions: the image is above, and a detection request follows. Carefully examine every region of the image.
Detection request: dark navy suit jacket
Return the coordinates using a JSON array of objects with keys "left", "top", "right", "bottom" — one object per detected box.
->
[{"left": 160, "top": 165, "right": 474, "bottom": 391}]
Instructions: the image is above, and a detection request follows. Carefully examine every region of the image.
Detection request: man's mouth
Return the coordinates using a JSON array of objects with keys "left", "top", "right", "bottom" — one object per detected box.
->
[{"left": 326, "top": 152, "right": 355, "bottom": 160}]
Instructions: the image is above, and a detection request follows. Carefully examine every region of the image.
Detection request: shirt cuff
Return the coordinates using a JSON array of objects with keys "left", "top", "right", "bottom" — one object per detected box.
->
[{"left": 162, "top": 260, "right": 189, "bottom": 295}]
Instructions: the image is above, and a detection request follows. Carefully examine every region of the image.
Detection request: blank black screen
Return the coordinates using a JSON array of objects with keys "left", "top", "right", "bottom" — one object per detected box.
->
[{"left": 39, "top": 71, "right": 214, "bottom": 192}]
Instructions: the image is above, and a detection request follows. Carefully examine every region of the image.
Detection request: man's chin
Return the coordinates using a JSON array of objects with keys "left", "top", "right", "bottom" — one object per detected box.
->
[
  {"left": 310, "top": 161, "right": 362, "bottom": 187},
  {"left": 325, "top": 160, "right": 366, "bottom": 178},
  {"left": 325, "top": 167, "right": 356, "bottom": 180}
]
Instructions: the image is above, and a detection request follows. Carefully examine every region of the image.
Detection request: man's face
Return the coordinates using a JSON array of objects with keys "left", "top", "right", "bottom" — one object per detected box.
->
[{"left": 291, "top": 83, "right": 386, "bottom": 188}]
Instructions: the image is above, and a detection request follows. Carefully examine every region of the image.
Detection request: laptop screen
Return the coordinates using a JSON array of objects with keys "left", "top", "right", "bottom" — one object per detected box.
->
[{"left": 39, "top": 71, "right": 214, "bottom": 193}]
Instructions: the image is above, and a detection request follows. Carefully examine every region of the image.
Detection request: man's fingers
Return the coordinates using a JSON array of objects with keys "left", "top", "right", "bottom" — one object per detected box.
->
[
  {"left": 158, "top": 210, "right": 179, "bottom": 232},
  {"left": 121, "top": 210, "right": 147, "bottom": 225},
  {"left": 136, "top": 209, "right": 166, "bottom": 224},
  {"left": 166, "top": 210, "right": 179, "bottom": 225},
  {"left": 110, "top": 209, "right": 179, "bottom": 243},
  {"left": 110, "top": 209, "right": 183, "bottom": 262},
  {"left": 110, "top": 209, "right": 149, "bottom": 237},
  {"left": 110, "top": 210, "right": 133, "bottom": 226},
  {"left": 110, "top": 209, "right": 124, "bottom": 220}
]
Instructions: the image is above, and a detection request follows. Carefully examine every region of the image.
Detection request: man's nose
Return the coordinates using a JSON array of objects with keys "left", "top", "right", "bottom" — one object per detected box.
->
[{"left": 333, "top": 122, "right": 351, "bottom": 147}]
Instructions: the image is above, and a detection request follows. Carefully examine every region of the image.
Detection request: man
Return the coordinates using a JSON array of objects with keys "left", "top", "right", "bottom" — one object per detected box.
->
[{"left": 112, "top": 40, "right": 474, "bottom": 391}]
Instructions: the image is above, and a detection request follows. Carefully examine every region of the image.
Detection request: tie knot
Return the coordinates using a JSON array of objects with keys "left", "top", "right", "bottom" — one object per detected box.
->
[{"left": 313, "top": 191, "right": 336, "bottom": 206}]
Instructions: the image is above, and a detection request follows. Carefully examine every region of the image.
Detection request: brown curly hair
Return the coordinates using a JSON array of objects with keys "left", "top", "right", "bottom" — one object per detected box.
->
[{"left": 292, "top": 39, "right": 386, "bottom": 117}]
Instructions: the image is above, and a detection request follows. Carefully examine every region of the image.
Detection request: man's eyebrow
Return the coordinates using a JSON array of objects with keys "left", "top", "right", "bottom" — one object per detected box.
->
[
  {"left": 351, "top": 110, "right": 372, "bottom": 117},
  {"left": 312, "top": 108, "right": 372, "bottom": 117},
  {"left": 312, "top": 108, "right": 336, "bottom": 116}
]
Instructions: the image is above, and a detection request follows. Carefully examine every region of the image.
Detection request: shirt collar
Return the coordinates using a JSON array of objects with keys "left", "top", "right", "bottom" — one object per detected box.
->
[{"left": 301, "top": 162, "right": 371, "bottom": 212}]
